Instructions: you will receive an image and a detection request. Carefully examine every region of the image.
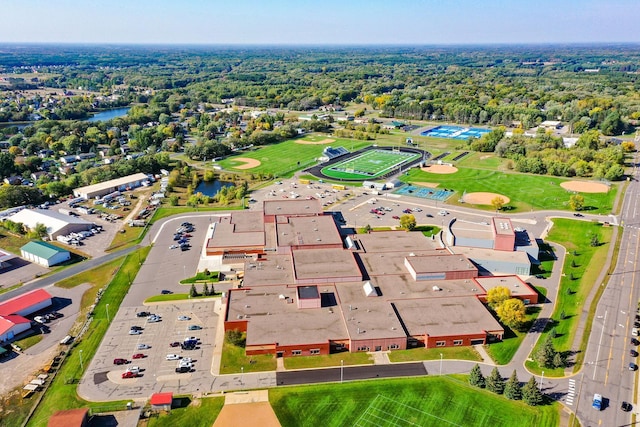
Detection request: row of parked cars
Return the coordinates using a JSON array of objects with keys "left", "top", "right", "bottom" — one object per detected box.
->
[
  {"left": 56, "top": 225, "right": 103, "bottom": 246},
  {"left": 171, "top": 222, "right": 194, "bottom": 251},
  {"left": 34, "top": 311, "right": 63, "bottom": 324}
]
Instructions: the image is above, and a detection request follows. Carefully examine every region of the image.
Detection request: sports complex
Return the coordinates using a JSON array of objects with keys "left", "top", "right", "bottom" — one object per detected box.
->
[
  {"left": 308, "top": 146, "right": 426, "bottom": 181},
  {"left": 421, "top": 125, "right": 491, "bottom": 140}
]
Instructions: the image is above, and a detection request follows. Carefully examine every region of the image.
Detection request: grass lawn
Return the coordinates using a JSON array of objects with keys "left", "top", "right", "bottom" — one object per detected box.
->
[
  {"left": 415, "top": 225, "right": 440, "bottom": 237},
  {"left": 219, "top": 340, "right": 276, "bottom": 374},
  {"left": 180, "top": 271, "right": 219, "bottom": 284},
  {"left": 13, "top": 334, "right": 43, "bottom": 351},
  {"left": 55, "top": 258, "right": 122, "bottom": 289},
  {"left": 388, "top": 345, "right": 482, "bottom": 363},
  {"left": 284, "top": 352, "right": 373, "bottom": 370},
  {"left": 270, "top": 376, "right": 560, "bottom": 427},
  {"left": 485, "top": 304, "right": 544, "bottom": 365},
  {"left": 0, "top": 228, "right": 30, "bottom": 254},
  {"left": 526, "top": 219, "right": 613, "bottom": 376},
  {"left": 402, "top": 167, "right": 617, "bottom": 213},
  {"left": 146, "top": 396, "right": 224, "bottom": 427},
  {"left": 106, "top": 225, "right": 146, "bottom": 251},
  {"left": 218, "top": 137, "right": 371, "bottom": 178},
  {"left": 27, "top": 247, "right": 151, "bottom": 427},
  {"left": 321, "top": 149, "right": 420, "bottom": 180}
]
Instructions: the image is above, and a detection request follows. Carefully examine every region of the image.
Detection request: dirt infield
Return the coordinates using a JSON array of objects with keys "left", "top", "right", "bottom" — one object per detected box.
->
[
  {"left": 463, "top": 192, "right": 511, "bottom": 205},
  {"left": 421, "top": 165, "right": 458, "bottom": 174},
  {"left": 295, "top": 138, "right": 335, "bottom": 145},
  {"left": 413, "top": 182, "right": 440, "bottom": 188},
  {"left": 213, "top": 392, "right": 281, "bottom": 427},
  {"left": 560, "top": 181, "right": 609, "bottom": 193},
  {"left": 233, "top": 157, "right": 262, "bottom": 170}
]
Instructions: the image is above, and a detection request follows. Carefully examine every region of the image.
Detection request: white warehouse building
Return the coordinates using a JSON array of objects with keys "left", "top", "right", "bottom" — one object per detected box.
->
[
  {"left": 73, "top": 173, "right": 150, "bottom": 199},
  {"left": 8, "top": 208, "right": 94, "bottom": 240}
]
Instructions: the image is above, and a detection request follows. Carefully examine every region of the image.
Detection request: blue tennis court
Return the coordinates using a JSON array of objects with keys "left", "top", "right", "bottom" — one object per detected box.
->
[
  {"left": 421, "top": 125, "right": 491, "bottom": 140},
  {"left": 394, "top": 185, "right": 454, "bottom": 201}
]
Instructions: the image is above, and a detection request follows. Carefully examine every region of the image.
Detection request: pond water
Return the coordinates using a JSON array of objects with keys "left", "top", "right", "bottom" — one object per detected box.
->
[
  {"left": 194, "top": 180, "right": 234, "bottom": 197},
  {"left": 85, "top": 107, "right": 131, "bottom": 122}
]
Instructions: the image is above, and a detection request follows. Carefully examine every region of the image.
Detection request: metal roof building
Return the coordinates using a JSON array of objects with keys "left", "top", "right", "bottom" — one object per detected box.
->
[
  {"left": 8, "top": 208, "right": 93, "bottom": 240},
  {"left": 20, "top": 241, "right": 70, "bottom": 267},
  {"left": 72, "top": 172, "right": 149, "bottom": 199}
]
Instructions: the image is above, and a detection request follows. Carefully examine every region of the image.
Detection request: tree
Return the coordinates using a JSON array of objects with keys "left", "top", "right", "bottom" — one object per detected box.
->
[
  {"left": 536, "top": 335, "right": 557, "bottom": 368},
  {"left": 568, "top": 194, "right": 584, "bottom": 211},
  {"left": 504, "top": 370, "right": 522, "bottom": 400},
  {"left": 490, "top": 196, "right": 505, "bottom": 212},
  {"left": 486, "top": 286, "right": 511, "bottom": 309},
  {"left": 202, "top": 282, "right": 209, "bottom": 296},
  {"left": 468, "top": 364, "right": 485, "bottom": 388},
  {"left": 189, "top": 284, "right": 199, "bottom": 298},
  {"left": 495, "top": 298, "right": 526, "bottom": 329},
  {"left": 361, "top": 224, "right": 372, "bottom": 234},
  {"left": 0, "top": 152, "right": 16, "bottom": 179},
  {"left": 522, "top": 377, "right": 544, "bottom": 406},
  {"left": 399, "top": 214, "right": 417, "bottom": 231},
  {"left": 486, "top": 367, "right": 504, "bottom": 394},
  {"left": 553, "top": 352, "right": 565, "bottom": 369},
  {"left": 225, "top": 329, "right": 245, "bottom": 347},
  {"left": 31, "top": 222, "right": 48, "bottom": 240},
  {"left": 590, "top": 234, "right": 600, "bottom": 247}
]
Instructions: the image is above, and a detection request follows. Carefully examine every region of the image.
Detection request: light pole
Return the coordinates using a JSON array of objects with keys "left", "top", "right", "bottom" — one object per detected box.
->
[
  {"left": 183, "top": 265, "right": 186, "bottom": 278},
  {"left": 539, "top": 371, "right": 544, "bottom": 391},
  {"left": 79, "top": 349, "right": 84, "bottom": 372},
  {"left": 439, "top": 353, "right": 443, "bottom": 375},
  {"left": 106, "top": 303, "right": 110, "bottom": 323},
  {"left": 341, "top": 360, "right": 344, "bottom": 383},
  {"left": 240, "top": 366, "right": 244, "bottom": 385}
]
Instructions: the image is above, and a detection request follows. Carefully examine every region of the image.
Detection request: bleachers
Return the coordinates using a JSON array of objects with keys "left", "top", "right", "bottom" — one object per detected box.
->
[{"left": 323, "top": 146, "right": 350, "bottom": 160}]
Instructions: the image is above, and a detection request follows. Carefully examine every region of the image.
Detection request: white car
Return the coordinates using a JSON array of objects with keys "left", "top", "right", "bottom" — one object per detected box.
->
[
  {"left": 147, "top": 315, "right": 161, "bottom": 322},
  {"left": 438, "top": 210, "right": 449, "bottom": 216},
  {"left": 181, "top": 357, "right": 192, "bottom": 364},
  {"left": 170, "top": 244, "right": 178, "bottom": 249},
  {"left": 177, "top": 315, "right": 191, "bottom": 321},
  {"left": 127, "top": 366, "right": 140, "bottom": 374},
  {"left": 128, "top": 329, "right": 142, "bottom": 335},
  {"left": 137, "top": 344, "right": 150, "bottom": 350},
  {"left": 166, "top": 354, "right": 180, "bottom": 360},
  {"left": 178, "top": 361, "right": 193, "bottom": 368}
]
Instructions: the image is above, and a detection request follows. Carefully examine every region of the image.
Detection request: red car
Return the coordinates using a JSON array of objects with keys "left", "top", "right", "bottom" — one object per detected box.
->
[
  {"left": 392, "top": 215, "right": 400, "bottom": 220},
  {"left": 169, "top": 341, "right": 180, "bottom": 347},
  {"left": 132, "top": 353, "right": 145, "bottom": 359},
  {"left": 113, "top": 358, "right": 128, "bottom": 365},
  {"left": 122, "top": 371, "right": 137, "bottom": 379}
]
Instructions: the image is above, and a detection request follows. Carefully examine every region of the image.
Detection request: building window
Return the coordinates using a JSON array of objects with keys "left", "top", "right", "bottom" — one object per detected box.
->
[
  {"left": 292, "top": 350, "right": 302, "bottom": 356},
  {"left": 436, "top": 341, "right": 446, "bottom": 347},
  {"left": 389, "top": 344, "right": 399, "bottom": 350},
  {"left": 357, "top": 346, "right": 370, "bottom": 352},
  {"left": 310, "top": 349, "right": 320, "bottom": 355},
  {"left": 453, "top": 340, "right": 463, "bottom": 346}
]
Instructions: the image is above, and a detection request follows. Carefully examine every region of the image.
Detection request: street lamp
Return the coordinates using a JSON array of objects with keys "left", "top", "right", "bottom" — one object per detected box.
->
[
  {"left": 79, "top": 349, "right": 84, "bottom": 372},
  {"left": 539, "top": 371, "right": 544, "bottom": 391},
  {"left": 341, "top": 360, "right": 344, "bottom": 383},
  {"left": 240, "top": 366, "right": 244, "bottom": 385},
  {"left": 106, "top": 303, "right": 110, "bottom": 323},
  {"left": 439, "top": 353, "right": 443, "bottom": 376}
]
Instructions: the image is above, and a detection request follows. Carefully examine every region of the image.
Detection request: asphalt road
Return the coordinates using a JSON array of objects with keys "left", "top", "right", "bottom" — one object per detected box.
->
[{"left": 276, "top": 362, "right": 427, "bottom": 386}]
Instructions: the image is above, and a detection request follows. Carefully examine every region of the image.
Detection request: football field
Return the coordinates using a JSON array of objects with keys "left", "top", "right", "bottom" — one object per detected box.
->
[{"left": 322, "top": 149, "right": 420, "bottom": 180}]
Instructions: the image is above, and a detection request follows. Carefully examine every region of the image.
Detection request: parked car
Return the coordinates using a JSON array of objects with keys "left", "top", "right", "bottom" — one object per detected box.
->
[
  {"left": 130, "top": 326, "right": 144, "bottom": 331},
  {"left": 178, "top": 315, "right": 191, "bottom": 321},
  {"left": 188, "top": 325, "right": 202, "bottom": 331},
  {"left": 170, "top": 341, "right": 181, "bottom": 347},
  {"left": 122, "top": 371, "right": 137, "bottom": 379},
  {"left": 166, "top": 354, "right": 180, "bottom": 360},
  {"left": 438, "top": 210, "right": 449, "bottom": 216},
  {"left": 621, "top": 401, "right": 632, "bottom": 412},
  {"left": 574, "top": 213, "right": 584, "bottom": 217},
  {"left": 631, "top": 350, "right": 638, "bottom": 357},
  {"left": 113, "top": 358, "right": 128, "bottom": 365},
  {"left": 181, "top": 357, "right": 193, "bottom": 364},
  {"left": 175, "top": 366, "right": 190, "bottom": 373},
  {"left": 178, "top": 360, "right": 193, "bottom": 368},
  {"left": 181, "top": 245, "right": 190, "bottom": 251},
  {"left": 136, "top": 311, "right": 150, "bottom": 318},
  {"left": 128, "top": 329, "right": 142, "bottom": 335},
  {"left": 632, "top": 338, "right": 640, "bottom": 346},
  {"left": 132, "top": 353, "right": 145, "bottom": 359},
  {"left": 161, "top": 290, "right": 172, "bottom": 295},
  {"left": 170, "top": 244, "right": 179, "bottom": 249},
  {"left": 592, "top": 393, "right": 603, "bottom": 411},
  {"left": 629, "top": 363, "right": 638, "bottom": 371},
  {"left": 137, "top": 344, "right": 150, "bottom": 350},
  {"left": 34, "top": 316, "right": 46, "bottom": 324}
]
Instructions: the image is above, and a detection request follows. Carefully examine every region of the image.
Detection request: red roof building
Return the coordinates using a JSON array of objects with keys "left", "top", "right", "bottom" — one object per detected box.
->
[
  {"left": 150, "top": 392, "right": 173, "bottom": 411},
  {"left": 47, "top": 408, "right": 89, "bottom": 427},
  {"left": 0, "top": 289, "right": 53, "bottom": 317}
]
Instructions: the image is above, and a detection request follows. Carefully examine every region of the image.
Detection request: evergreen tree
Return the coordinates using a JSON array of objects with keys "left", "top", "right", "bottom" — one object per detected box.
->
[
  {"left": 190, "top": 283, "right": 198, "bottom": 297},
  {"left": 468, "top": 364, "right": 485, "bottom": 388},
  {"left": 202, "top": 282, "right": 209, "bottom": 296},
  {"left": 486, "top": 367, "right": 504, "bottom": 394},
  {"left": 536, "top": 335, "right": 556, "bottom": 368},
  {"left": 504, "top": 370, "right": 522, "bottom": 400},
  {"left": 553, "top": 352, "right": 565, "bottom": 369},
  {"left": 522, "top": 377, "right": 544, "bottom": 406}
]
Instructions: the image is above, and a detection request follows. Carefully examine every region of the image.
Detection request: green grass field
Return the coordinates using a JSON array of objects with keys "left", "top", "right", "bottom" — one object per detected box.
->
[
  {"left": 402, "top": 167, "right": 617, "bottom": 213},
  {"left": 270, "top": 376, "right": 560, "bottom": 427},
  {"left": 218, "top": 137, "right": 371, "bottom": 177},
  {"left": 321, "top": 149, "right": 420, "bottom": 180},
  {"left": 147, "top": 396, "right": 224, "bottom": 427}
]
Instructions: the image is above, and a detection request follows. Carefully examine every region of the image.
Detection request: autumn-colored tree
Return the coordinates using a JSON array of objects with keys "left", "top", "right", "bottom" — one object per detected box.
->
[
  {"left": 486, "top": 286, "right": 511, "bottom": 309},
  {"left": 569, "top": 194, "right": 585, "bottom": 211},
  {"left": 495, "top": 298, "right": 526, "bottom": 329},
  {"left": 491, "top": 196, "right": 505, "bottom": 211},
  {"left": 399, "top": 214, "right": 417, "bottom": 231}
]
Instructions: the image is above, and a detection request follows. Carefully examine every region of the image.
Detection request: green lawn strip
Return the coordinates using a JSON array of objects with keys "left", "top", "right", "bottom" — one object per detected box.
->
[
  {"left": 55, "top": 258, "right": 122, "bottom": 289},
  {"left": 146, "top": 396, "right": 224, "bottom": 427},
  {"left": 526, "top": 219, "right": 613, "bottom": 377},
  {"left": 485, "top": 304, "right": 544, "bottom": 365},
  {"left": 218, "top": 138, "right": 371, "bottom": 177},
  {"left": 179, "top": 271, "right": 219, "bottom": 284},
  {"left": 144, "top": 293, "right": 220, "bottom": 303},
  {"left": 0, "top": 229, "right": 31, "bottom": 254},
  {"left": 401, "top": 167, "right": 617, "bottom": 213},
  {"left": 105, "top": 225, "right": 146, "bottom": 251},
  {"left": 269, "top": 376, "right": 560, "bottom": 427},
  {"left": 388, "top": 345, "right": 482, "bottom": 363},
  {"left": 219, "top": 340, "right": 276, "bottom": 374},
  {"left": 150, "top": 205, "right": 243, "bottom": 224},
  {"left": 27, "top": 247, "right": 151, "bottom": 427},
  {"left": 283, "top": 352, "right": 372, "bottom": 370},
  {"left": 13, "top": 334, "right": 43, "bottom": 351},
  {"left": 415, "top": 225, "right": 440, "bottom": 237},
  {"left": 0, "top": 283, "right": 22, "bottom": 295}
]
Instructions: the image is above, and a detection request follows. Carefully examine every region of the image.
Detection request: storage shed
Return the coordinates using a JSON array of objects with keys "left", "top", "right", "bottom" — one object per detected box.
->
[{"left": 20, "top": 241, "right": 70, "bottom": 267}]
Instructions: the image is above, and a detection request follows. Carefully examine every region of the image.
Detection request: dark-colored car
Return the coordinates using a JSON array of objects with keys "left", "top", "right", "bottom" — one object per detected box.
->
[
  {"left": 161, "top": 290, "right": 172, "bottom": 294},
  {"left": 631, "top": 350, "right": 638, "bottom": 357},
  {"left": 632, "top": 338, "right": 640, "bottom": 346},
  {"left": 175, "top": 366, "right": 190, "bottom": 373},
  {"left": 169, "top": 341, "right": 181, "bottom": 347},
  {"left": 573, "top": 213, "right": 584, "bottom": 217},
  {"left": 136, "top": 311, "right": 150, "bottom": 318},
  {"left": 621, "top": 401, "right": 632, "bottom": 412},
  {"left": 181, "top": 245, "right": 190, "bottom": 251},
  {"left": 130, "top": 326, "right": 144, "bottom": 331},
  {"left": 629, "top": 363, "right": 638, "bottom": 371},
  {"left": 113, "top": 358, "right": 128, "bottom": 365}
]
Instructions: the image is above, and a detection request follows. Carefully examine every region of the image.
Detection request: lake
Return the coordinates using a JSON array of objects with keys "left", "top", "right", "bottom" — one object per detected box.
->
[
  {"left": 195, "top": 180, "right": 234, "bottom": 197},
  {"left": 86, "top": 107, "right": 131, "bottom": 122}
]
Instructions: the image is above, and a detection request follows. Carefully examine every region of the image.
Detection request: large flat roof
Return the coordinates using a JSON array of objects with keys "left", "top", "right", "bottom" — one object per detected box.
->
[
  {"left": 292, "top": 248, "right": 362, "bottom": 282},
  {"left": 405, "top": 254, "right": 476, "bottom": 274},
  {"left": 351, "top": 231, "right": 440, "bottom": 253},
  {"left": 73, "top": 172, "right": 148, "bottom": 196},
  {"left": 450, "top": 246, "right": 531, "bottom": 265},
  {"left": 263, "top": 199, "right": 322, "bottom": 216},
  {"left": 228, "top": 286, "right": 348, "bottom": 347},
  {"left": 358, "top": 250, "right": 444, "bottom": 276},
  {"left": 493, "top": 217, "right": 515, "bottom": 236},
  {"left": 242, "top": 255, "right": 295, "bottom": 286},
  {"left": 474, "top": 276, "right": 537, "bottom": 299},
  {"left": 276, "top": 215, "right": 342, "bottom": 248},
  {"left": 207, "top": 215, "right": 265, "bottom": 249},
  {"left": 393, "top": 296, "right": 503, "bottom": 337},
  {"left": 449, "top": 219, "right": 494, "bottom": 241},
  {"left": 231, "top": 210, "right": 264, "bottom": 233}
]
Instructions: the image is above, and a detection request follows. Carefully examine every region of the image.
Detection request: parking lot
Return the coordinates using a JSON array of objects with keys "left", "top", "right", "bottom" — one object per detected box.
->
[{"left": 84, "top": 300, "right": 218, "bottom": 393}]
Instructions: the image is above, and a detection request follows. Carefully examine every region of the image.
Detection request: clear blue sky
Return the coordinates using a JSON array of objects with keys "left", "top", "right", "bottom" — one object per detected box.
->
[{"left": 2, "top": 0, "right": 639, "bottom": 45}]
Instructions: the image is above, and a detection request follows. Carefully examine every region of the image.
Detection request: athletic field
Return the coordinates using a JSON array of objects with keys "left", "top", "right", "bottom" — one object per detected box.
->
[{"left": 321, "top": 149, "right": 420, "bottom": 180}]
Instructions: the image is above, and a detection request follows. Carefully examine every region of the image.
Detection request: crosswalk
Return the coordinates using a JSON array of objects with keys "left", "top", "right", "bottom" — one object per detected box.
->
[{"left": 566, "top": 379, "right": 576, "bottom": 405}]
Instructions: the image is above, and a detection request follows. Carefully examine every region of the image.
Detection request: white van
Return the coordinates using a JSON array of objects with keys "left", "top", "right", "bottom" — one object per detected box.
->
[{"left": 633, "top": 328, "right": 639, "bottom": 337}]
